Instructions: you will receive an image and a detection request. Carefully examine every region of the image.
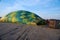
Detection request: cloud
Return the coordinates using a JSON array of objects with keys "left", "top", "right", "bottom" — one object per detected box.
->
[
  {"left": 0, "top": 1, "right": 26, "bottom": 16},
  {"left": 0, "top": 0, "right": 60, "bottom": 19},
  {"left": 16, "top": 0, "right": 40, "bottom": 6},
  {"left": 39, "top": 0, "right": 52, "bottom": 7},
  {"left": 0, "top": 0, "right": 40, "bottom": 16},
  {"left": 34, "top": 10, "right": 60, "bottom": 19}
]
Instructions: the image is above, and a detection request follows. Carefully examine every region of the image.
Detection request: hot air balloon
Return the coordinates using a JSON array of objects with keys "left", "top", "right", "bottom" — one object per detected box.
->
[{"left": 1, "top": 10, "right": 46, "bottom": 25}]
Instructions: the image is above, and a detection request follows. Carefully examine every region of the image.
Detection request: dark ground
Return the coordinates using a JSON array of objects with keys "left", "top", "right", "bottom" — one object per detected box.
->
[{"left": 0, "top": 23, "right": 60, "bottom": 40}]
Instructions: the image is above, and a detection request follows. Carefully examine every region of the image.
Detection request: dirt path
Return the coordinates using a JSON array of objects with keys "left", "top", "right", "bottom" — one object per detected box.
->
[{"left": 0, "top": 23, "right": 60, "bottom": 40}]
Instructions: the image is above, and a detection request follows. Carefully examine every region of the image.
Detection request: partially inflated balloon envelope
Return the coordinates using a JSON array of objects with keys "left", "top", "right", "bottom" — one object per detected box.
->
[{"left": 0, "top": 10, "right": 46, "bottom": 25}]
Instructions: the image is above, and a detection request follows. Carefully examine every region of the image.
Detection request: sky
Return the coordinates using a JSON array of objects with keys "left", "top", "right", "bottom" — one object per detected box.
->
[{"left": 0, "top": 0, "right": 60, "bottom": 19}]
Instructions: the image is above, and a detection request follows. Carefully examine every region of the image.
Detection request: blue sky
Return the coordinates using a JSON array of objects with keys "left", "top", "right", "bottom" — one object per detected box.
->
[{"left": 0, "top": 0, "right": 60, "bottom": 19}]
